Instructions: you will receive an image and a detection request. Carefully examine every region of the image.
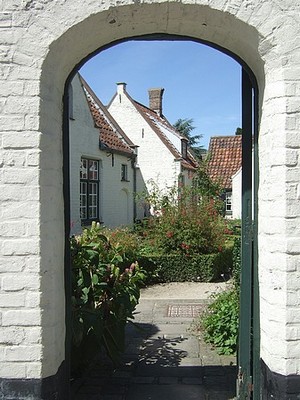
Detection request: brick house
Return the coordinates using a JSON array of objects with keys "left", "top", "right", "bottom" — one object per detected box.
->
[{"left": 207, "top": 135, "right": 242, "bottom": 218}]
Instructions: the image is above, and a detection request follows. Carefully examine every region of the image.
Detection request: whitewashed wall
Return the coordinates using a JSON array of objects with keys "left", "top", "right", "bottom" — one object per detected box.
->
[
  {"left": 108, "top": 84, "right": 182, "bottom": 197},
  {"left": 0, "top": 0, "right": 299, "bottom": 397},
  {"left": 232, "top": 168, "right": 242, "bottom": 220},
  {"left": 69, "top": 74, "right": 134, "bottom": 234}
]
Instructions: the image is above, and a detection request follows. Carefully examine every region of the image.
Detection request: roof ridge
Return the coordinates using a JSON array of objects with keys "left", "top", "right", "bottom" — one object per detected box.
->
[
  {"left": 79, "top": 74, "right": 135, "bottom": 148},
  {"left": 78, "top": 74, "right": 134, "bottom": 156},
  {"left": 133, "top": 101, "right": 197, "bottom": 170}
]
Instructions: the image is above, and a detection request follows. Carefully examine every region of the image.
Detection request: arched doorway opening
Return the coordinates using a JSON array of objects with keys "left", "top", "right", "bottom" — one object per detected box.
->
[{"left": 63, "top": 34, "right": 259, "bottom": 399}]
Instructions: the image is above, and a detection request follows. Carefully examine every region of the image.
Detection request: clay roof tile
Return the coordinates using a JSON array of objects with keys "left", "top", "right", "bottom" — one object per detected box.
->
[
  {"left": 80, "top": 75, "right": 135, "bottom": 156},
  {"left": 207, "top": 135, "right": 242, "bottom": 189}
]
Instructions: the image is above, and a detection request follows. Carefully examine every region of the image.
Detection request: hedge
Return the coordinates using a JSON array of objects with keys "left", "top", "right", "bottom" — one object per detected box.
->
[{"left": 138, "top": 246, "right": 233, "bottom": 283}]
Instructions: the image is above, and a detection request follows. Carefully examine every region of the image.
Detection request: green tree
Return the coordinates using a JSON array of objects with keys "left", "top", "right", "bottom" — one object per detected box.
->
[
  {"left": 192, "top": 160, "right": 224, "bottom": 215},
  {"left": 173, "top": 118, "right": 203, "bottom": 159},
  {"left": 235, "top": 127, "right": 242, "bottom": 135}
]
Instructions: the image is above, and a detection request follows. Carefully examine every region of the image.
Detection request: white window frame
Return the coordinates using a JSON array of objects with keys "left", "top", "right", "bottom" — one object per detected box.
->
[
  {"left": 225, "top": 191, "right": 232, "bottom": 215},
  {"left": 80, "top": 158, "right": 100, "bottom": 223}
]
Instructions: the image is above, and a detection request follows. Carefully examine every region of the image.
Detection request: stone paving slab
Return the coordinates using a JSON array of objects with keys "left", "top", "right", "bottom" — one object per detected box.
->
[
  {"left": 73, "top": 285, "right": 237, "bottom": 400},
  {"left": 126, "top": 384, "right": 207, "bottom": 400}
]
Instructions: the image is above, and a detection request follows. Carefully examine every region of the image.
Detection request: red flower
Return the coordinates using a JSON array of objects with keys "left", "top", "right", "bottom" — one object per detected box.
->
[
  {"left": 180, "top": 242, "right": 190, "bottom": 249},
  {"left": 166, "top": 231, "right": 174, "bottom": 238}
]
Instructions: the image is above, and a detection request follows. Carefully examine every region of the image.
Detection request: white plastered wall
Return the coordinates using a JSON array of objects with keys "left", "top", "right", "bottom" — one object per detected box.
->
[
  {"left": 232, "top": 168, "right": 242, "bottom": 220},
  {"left": 0, "top": 0, "right": 299, "bottom": 383},
  {"left": 69, "top": 74, "right": 134, "bottom": 234},
  {"left": 108, "top": 85, "right": 181, "bottom": 195}
]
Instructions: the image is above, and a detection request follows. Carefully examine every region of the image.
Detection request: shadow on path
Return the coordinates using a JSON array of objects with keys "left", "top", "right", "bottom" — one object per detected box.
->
[
  {"left": 72, "top": 300, "right": 237, "bottom": 400},
  {"left": 72, "top": 323, "right": 236, "bottom": 400}
]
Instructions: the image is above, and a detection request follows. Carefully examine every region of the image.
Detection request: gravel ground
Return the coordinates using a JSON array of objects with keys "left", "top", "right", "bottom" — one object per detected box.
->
[{"left": 140, "top": 281, "right": 232, "bottom": 300}]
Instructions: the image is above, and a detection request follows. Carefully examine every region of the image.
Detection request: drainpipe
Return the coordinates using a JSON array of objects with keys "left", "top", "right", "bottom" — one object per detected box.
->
[
  {"left": 132, "top": 156, "right": 137, "bottom": 223},
  {"left": 130, "top": 147, "right": 139, "bottom": 223}
]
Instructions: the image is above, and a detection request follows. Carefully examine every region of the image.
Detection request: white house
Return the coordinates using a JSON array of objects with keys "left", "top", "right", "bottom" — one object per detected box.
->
[
  {"left": 108, "top": 84, "right": 198, "bottom": 215},
  {"left": 231, "top": 150, "right": 254, "bottom": 220},
  {"left": 69, "top": 74, "right": 138, "bottom": 233},
  {"left": 207, "top": 135, "right": 242, "bottom": 218},
  {"left": 231, "top": 167, "right": 242, "bottom": 219}
]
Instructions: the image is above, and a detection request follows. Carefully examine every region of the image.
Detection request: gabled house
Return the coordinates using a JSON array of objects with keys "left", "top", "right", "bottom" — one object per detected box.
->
[
  {"left": 108, "top": 84, "right": 198, "bottom": 217},
  {"left": 206, "top": 135, "right": 242, "bottom": 218},
  {"left": 69, "top": 74, "right": 137, "bottom": 234}
]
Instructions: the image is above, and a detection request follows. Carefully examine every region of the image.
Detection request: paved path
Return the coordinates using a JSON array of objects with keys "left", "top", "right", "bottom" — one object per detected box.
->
[{"left": 73, "top": 283, "right": 236, "bottom": 400}]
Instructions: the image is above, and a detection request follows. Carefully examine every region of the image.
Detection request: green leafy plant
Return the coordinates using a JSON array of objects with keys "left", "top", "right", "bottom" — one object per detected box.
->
[
  {"left": 201, "top": 289, "right": 239, "bottom": 355},
  {"left": 102, "top": 226, "right": 141, "bottom": 268},
  {"left": 138, "top": 249, "right": 233, "bottom": 284},
  {"left": 199, "top": 236, "right": 241, "bottom": 355},
  {"left": 138, "top": 182, "right": 227, "bottom": 256},
  {"left": 71, "top": 222, "right": 145, "bottom": 375}
]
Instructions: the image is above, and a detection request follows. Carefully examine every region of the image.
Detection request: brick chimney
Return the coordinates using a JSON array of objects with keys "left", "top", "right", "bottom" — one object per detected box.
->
[{"left": 148, "top": 88, "right": 164, "bottom": 116}]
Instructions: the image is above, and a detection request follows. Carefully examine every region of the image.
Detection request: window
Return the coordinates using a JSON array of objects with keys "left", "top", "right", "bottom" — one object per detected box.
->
[
  {"left": 121, "top": 164, "right": 128, "bottom": 181},
  {"left": 225, "top": 191, "right": 232, "bottom": 215},
  {"left": 80, "top": 158, "right": 99, "bottom": 222},
  {"left": 181, "top": 139, "right": 188, "bottom": 159}
]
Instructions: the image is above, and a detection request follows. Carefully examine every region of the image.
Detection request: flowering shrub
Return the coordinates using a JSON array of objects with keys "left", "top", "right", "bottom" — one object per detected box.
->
[
  {"left": 142, "top": 186, "right": 226, "bottom": 256},
  {"left": 71, "top": 222, "right": 145, "bottom": 374},
  {"left": 102, "top": 226, "right": 140, "bottom": 267}
]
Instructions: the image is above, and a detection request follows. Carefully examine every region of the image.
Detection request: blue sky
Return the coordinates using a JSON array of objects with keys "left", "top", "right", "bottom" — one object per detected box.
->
[{"left": 80, "top": 40, "right": 241, "bottom": 149}]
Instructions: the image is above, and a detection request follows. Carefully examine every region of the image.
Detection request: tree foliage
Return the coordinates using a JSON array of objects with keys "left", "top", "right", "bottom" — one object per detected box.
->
[
  {"left": 173, "top": 118, "right": 203, "bottom": 159},
  {"left": 192, "top": 160, "right": 224, "bottom": 215}
]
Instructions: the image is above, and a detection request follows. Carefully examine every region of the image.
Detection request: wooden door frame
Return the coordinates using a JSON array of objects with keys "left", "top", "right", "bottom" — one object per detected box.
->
[{"left": 238, "top": 68, "right": 260, "bottom": 400}]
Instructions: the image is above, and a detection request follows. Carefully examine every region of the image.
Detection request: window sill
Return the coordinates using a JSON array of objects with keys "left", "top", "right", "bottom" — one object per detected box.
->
[
  {"left": 121, "top": 179, "right": 130, "bottom": 182},
  {"left": 81, "top": 219, "right": 101, "bottom": 227}
]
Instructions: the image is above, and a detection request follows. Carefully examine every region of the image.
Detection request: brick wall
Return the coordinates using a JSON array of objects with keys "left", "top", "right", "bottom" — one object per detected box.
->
[{"left": 0, "top": 0, "right": 299, "bottom": 398}]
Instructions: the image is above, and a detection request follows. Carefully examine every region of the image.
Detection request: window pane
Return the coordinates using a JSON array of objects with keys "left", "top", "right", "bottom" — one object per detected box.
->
[
  {"left": 88, "top": 182, "right": 98, "bottom": 219},
  {"left": 80, "top": 182, "right": 87, "bottom": 219},
  {"left": 121, "top": 164, "right": 127, "bottom": 181},
  {"left": 89, "top": 206, "right": 97, "bottom": 219},
  {"left": 226, "top": 192, "right": 232, "bottom": 211},
  {"left": 89, "top": 160, "right": 98, "bottom": 181},
  {"left": 80, "top": 159, "right": 88, "bottom": 179}
]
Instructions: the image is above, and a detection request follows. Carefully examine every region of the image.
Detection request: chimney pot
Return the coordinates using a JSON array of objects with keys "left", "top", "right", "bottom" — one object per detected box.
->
[{"left": 148, "top": 88, "right": 164, "bottom": 116}]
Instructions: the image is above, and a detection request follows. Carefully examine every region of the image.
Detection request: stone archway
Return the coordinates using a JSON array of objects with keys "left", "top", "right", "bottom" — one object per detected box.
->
[{"left": 1, "top": 1, "right": 299, "bottom": 399}]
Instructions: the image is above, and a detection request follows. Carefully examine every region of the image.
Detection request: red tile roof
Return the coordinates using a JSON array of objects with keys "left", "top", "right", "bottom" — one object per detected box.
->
[
  {"left": 207, "top": 135, "right": 242, "bottom": 189},
  {"left": 79, "top": 75, "right": 135, "bottom": 157}
]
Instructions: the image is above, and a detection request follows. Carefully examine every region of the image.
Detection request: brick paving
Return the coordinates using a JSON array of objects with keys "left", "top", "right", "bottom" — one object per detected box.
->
[{"left": 72, "top": 296, "right": 236, "bottom": 400}]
